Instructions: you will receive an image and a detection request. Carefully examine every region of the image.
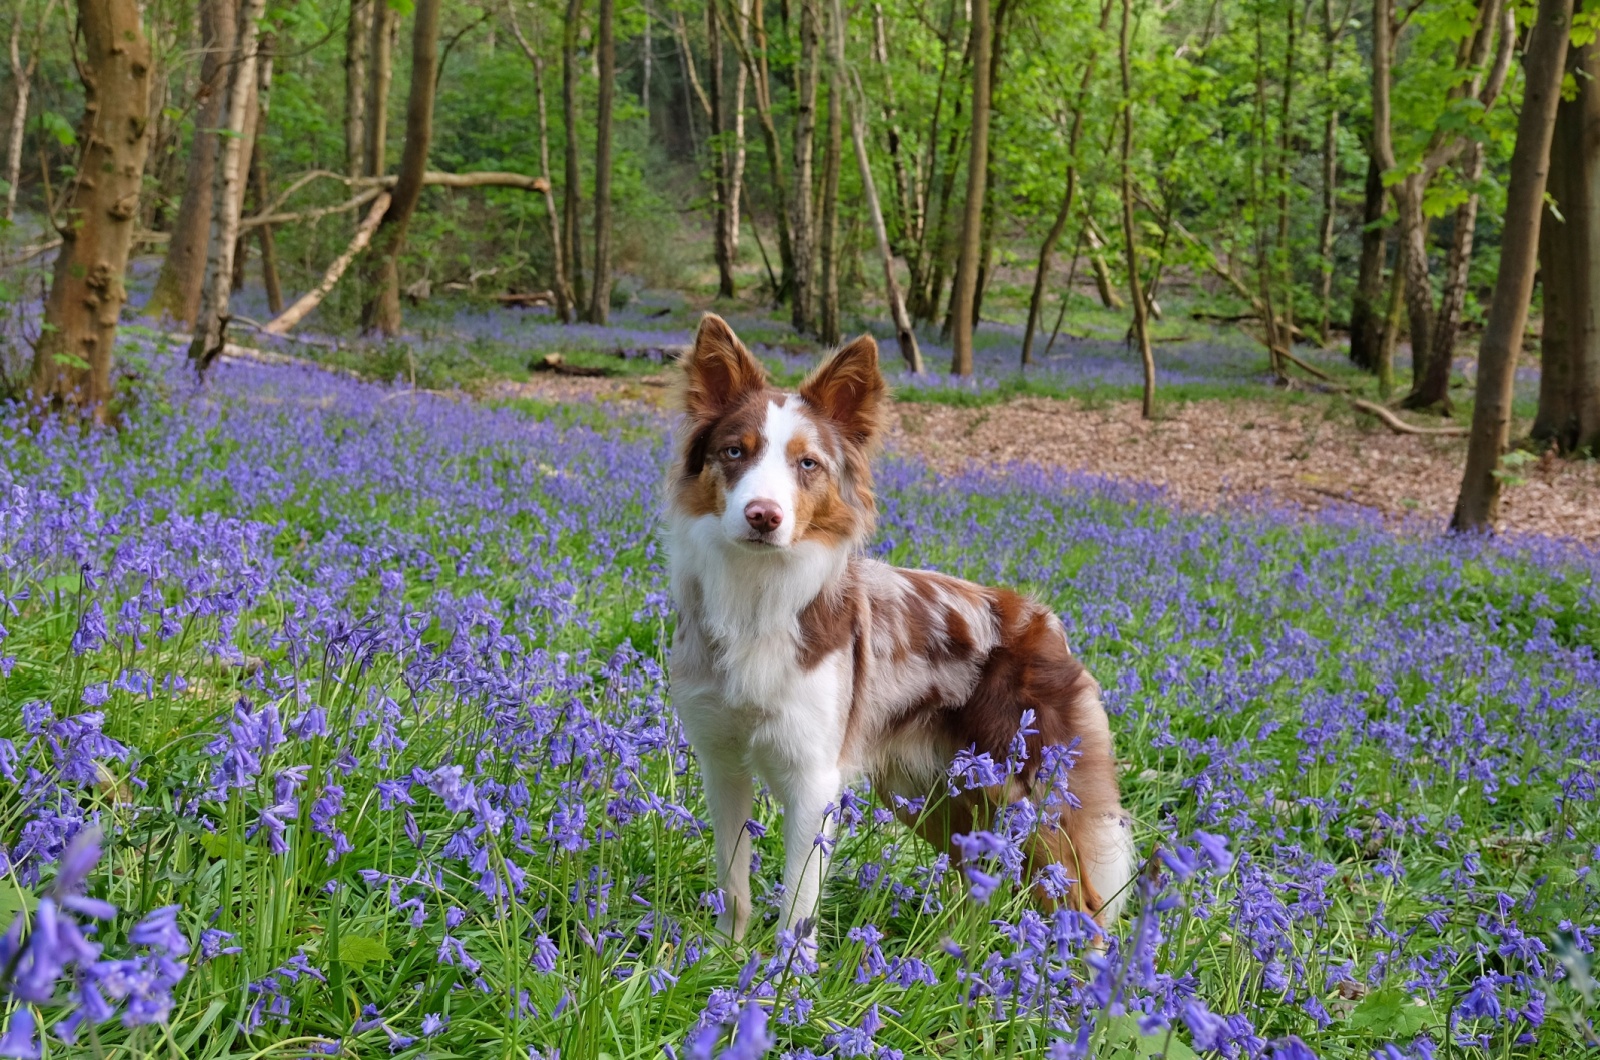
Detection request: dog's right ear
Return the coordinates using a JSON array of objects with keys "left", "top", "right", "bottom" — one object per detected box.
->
[{"left": 683, "top": 313, "right": 767, "bottom": 423}]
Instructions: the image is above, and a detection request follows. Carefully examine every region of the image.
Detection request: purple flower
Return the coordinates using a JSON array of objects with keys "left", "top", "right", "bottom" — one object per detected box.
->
[{"left": 0, "top": 1008, "right": 38, "bottom": 1060}]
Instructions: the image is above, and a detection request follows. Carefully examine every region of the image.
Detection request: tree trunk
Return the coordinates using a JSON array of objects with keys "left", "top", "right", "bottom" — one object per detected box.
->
[
  {"left": 948, "top": 0, "right": 991, "bottom": 375},
  {"left": 708, "top": 0, "right": 735, "bottom": 297},
  {"left": 588, "top": 0, "right": 614, "bottom": 323},
  {"left": 1083, "top": 217, "right": 1123, "bottom": 309},
  {"left": 1453, "top": 0, "right": 1572, "bottom": 531},
  {"left": 345, "top": 0, "right": 369, "bottom": 179},
  {"left": 253, "top": 150, "right": 283, "bottom": 315},
  {"left": 359, "top": 0, "right": 441, "bottom": 336},
  {"left": 187, "top": 0, "right": 266, "bottom": 374},
  {"left": 145, "top": 0, "right": 234, "bottom": 324},
  {"left": 728, "top": 0, "right": 750, "bottom": 257},
  {"left": 1118, "top": 0, "right": 1154, "bottom": 417},
  {"left": 562, "top": 0, "right": 586, "bottom": 310},
  {"left": 30, "top": 0, "right": 151, "bottom": 418},
  {"left": 1348, "top": 152, "right": 1387, "bottom": 369},
  {"left": 1393, "top": 178, "right": 1440, "bottom": 406},
  {"left": 790, "top": 0, "right": 821, "bottom": 335},
  {"left": 1021, "top": 0, "right": 1108, "bottom": 366},
  {"left": 845, "top": 70, "right": 922, "bottom": 371},
  {"left": 818, "top": 59, "right": 843, "bottom": 344},
  {"left": 365, "top": 0, "right": 395, "bottom": 176},
  {"left": 4, "top": 0, "right": 54, "bottom": 220},
  {"left": 505, "top": 2, "right": 573, "bottom": 322},
  {"left": 873, "top": 3, "right": 920, "bottom": 255},
  {"left": 721, "top": 0, "right": 795, "bottom": 300},
  {"left": 1532, "top": 18, "right": 1600, "bottom": 453},
  {"left": 1378, "top": 256, "right": 1405, "bottom": 396},
  {"left": 1427, "top": 140, "right": 1485, "bottom": 387}
]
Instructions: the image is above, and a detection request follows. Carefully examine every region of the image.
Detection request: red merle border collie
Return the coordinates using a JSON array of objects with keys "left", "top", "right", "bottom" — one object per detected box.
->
[{"left": 666, "top": 314, "right": 1136, "bottom": 944}]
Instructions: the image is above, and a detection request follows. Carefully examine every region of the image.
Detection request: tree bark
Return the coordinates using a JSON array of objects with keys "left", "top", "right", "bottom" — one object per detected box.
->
[
  {"left": 1083, "top": 217, "right": 1123, "bottom": 309},
  {"left": 187, "top": 0, "right": 267, "bottom": 375},
  {"left": 708, "top": 0, "right": 735, "bottom": 297},
  {"left": 818, "top": 54, "right": 843, "bottom": 344},
  {"left": 727, "top": 0, "right": 750, "bottom": 258},
  {"left": 145, "top": 0, "right": 233, "bottom": 324},
  {"left": 1378, "top": 253, "right": 1405, "bottom": 396},
  {"left": 365, "top": 0, "right": 395, "bottom": 176},
  {"left": 1118, "top": 0, "right": 1154, "bottom": 417},
  {"left": 31, "top": 0, "right": 152, "bottom": 418},
  {"left": 1453, "top": 0, "right": 1572, "bottom": 531},
  {"left": 1348, "top": 152, "right": 1387, "bottom": 370},
  {"left": 1316, "top": 0, "right": 1348, "bottom": 347},
  {"left": 1427, "top": 139, "right": 1485, "bottom": 389},
  {"left": 345, "top": 0, "right": 369, "bottom": 180},
  {"left": 505, "top": 0, "right": 573, "bottom": 321},
  {"left": 5, "top": 0, "right": 55, "bottom": 220},
  {"left": 719, "top": 0, "right": 795, "bottom": 301},
  {"left": 359, "top": 0, "right": 441, "bottom": 336},
  {"left": 588, "top": 0, "right": 614, "bottom": 322},
  {"left": 845, "top": 67, "right": 922, "bottom": 372},
  {"left": 561, "top": 0, "right": 586, "bottom": 310},
  {"left": 1021, "top": 0, "right": 1109, "bottom": 366},
  {"left": 252, "top": 147, "right": 283, "bottom": 314},
  {"left": 790, "top": 0, "right": 821, "bottom": 334},
  {"left": 948, "top": 0, "right": 991, "bottom": 374},
  {"left": 1532, "top": 18, "right": 1600, "bottom": 453},
  {"left": 264, "top": 191, "right": 390, "bottom": 335}
]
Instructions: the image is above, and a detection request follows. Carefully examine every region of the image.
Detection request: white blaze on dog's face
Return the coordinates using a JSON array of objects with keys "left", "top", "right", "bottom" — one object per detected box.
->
[{"left": 672, "top": 314, "right": 886, "bottom": 553}]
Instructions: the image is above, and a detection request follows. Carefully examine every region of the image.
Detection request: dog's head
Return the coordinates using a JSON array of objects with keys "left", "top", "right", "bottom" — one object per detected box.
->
[{"left": 670, "top": 313, "right": 885, "bottom": 553}]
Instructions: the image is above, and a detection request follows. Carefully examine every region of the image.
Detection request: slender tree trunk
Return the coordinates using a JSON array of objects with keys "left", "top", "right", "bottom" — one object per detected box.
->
[
  {"left": 5, "top": 0, "right": 54, "bottom": 220},
  {"left": 562, "top": 0, "right": 586, "bottom": 309},
  {"left": 31, "top": 0, "right": 151, "bottom": 417},
  {"left": 188, "top": 0, "right": 267, "bottom": 374},
  {"left": 588, "top": 0, "right": 614, "bottom": 322},
  {"left": 722, "top": 0, "right": 794, "bottom": 299},
  {"left": 708, "top": 0, "right": 735, "bottom": 297},
  {"left": 642, "top": 0, "right": 652, "bottom": 122},
  {"left": 145, "top": 0, "right": 233, "bottom": 324},
  {"left": 1533, "top": 23, "right": 1600, "bottom": 452},
  {"left": 1378, "top": 256, "right": 1404, "bottom": 396},
  {"left": 1118, "top": 0, "right": 1154, "bottom": 416},
  {"left": 728, "top": 0, "right": 750, "bottom": 258},
  {"left": 345, "top": 0, "right": 369, "bottom": 179},
  {"left": 1428, "top": 140, "right": 1485, "bottom": 386},
  {"left": 1084, "top": 217, "right": 1123, "bottom": 309},
  {"left": 818, "top": 56, "right": 843, "bottom": 344},
  {"left": 1453, "top": 0, "right": 1571, "bottom": 530},
  {"left": 1316, "top": 0, "right": 1345, "bottom": 346},
  {"left": 253, "top": 149, "right": 283, "bottom": 314},
  {"left": 365, "top": 0, "right": 395, "bottom": 177},
  {"left": 873, "top": 3, "right": 919, "bottom": 253},
  {"left": 948, "top": 0, "right": 991, "bottom": 374},
  {"left": 845, "top": 69, "right": 922, "bottom": 370},
  {"left": 359, "top": 0, "right": 441, "bottom": 336},
  {"left": 1275, "top": 0, "right": 1297, "bottom": 352},
  {"left": 505, "top": 2, "right": 573, "bottom": 321},
  {"left": 1021, "top": 0, "right": 1109, "bottom": 366},
  {"left": 791, "top": 0, "right": 821, "bottom": 334},
  {"left": 1348, "top": 152, "right": 1387, "bottom": 369}
]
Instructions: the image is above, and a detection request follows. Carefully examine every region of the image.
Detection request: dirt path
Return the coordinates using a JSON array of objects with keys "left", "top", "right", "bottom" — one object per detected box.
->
[{"left": 497, "top": 375, "right": 1600, "bottom": 544}]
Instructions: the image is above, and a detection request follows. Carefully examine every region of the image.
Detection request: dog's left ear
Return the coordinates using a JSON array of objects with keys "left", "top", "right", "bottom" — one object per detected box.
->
[{"left": 800, "top": 334, "right": 886, "bottom": 448}]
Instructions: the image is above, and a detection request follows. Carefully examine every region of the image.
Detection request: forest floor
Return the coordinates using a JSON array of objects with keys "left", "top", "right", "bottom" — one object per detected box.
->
[{"left": 497, "top": 371, "right": 1600, "bottom": 542}]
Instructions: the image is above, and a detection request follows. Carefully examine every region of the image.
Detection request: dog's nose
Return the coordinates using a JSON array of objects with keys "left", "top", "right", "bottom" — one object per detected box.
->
[{"left": 744, "top": 500, "right": 783, "bottom": 533}]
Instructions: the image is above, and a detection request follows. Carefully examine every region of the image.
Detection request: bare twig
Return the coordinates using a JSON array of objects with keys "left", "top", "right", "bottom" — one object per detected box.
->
[{"left": 1349, "top": 398, "right": 1469, "bottom": 436}]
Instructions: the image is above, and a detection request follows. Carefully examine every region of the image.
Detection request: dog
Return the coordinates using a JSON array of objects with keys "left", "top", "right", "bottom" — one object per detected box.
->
[{"left": 665, "top": 313, "right": 1136, "bottom": 944}]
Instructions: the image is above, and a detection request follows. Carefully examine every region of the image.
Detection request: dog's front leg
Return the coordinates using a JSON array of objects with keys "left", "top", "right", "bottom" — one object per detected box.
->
[
  {"left": 702, "top": 761, "right": 755, "bottom": 942},
  {"left": 774, "top": 766, "right": 841, "bottom": 945}
]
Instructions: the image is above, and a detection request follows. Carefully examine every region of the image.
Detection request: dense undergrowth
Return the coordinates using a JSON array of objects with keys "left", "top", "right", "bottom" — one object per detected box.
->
[{"left": 0, "top": 339, "right": 1595, "bottom": 1059}]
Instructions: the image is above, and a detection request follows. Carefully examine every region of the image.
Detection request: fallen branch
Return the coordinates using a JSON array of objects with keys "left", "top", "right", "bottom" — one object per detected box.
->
[
  {"left": 262, "top": 191, "right": 391, "bottom": 335},
  {"left": 242, "top": 170, "right": 549, "bottom": 229},
  {"left": 531, "top": 352, "right": 611, "bottom": 377},
  {"left": 1349, "top": 398, "right": 1469, "bottom": 436}
]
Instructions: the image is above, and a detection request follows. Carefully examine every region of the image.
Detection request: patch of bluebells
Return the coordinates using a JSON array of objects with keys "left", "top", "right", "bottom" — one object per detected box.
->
[{"left": 0, "top": 339, "right": 1595, "bottom": 1057}]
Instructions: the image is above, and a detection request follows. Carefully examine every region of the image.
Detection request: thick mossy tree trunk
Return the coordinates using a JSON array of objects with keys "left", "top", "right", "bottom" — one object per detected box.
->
[
  {"left": 1533, "top": 22, "right": 1600, "bottom": 454},
  {"left": 30, "top": 0, "right": 152, "bottom": 419},
  {"left": 1453, "top": 0, "right": 1571, "bottom": 530},
  {"left": 359, "top": 0, "right": 440, "bottom": 336},
  {"left": 587, "top": 0, "right": 615, "bottom": 323},
  {"left": 145, "top": 0, "right": 233, "bottom": 324},
  {"left": 948, "top": 0, "right": 991, "bottom": 375}
]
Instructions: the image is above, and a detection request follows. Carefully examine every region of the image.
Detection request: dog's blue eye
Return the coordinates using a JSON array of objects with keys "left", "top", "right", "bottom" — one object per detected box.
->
[
  {"left": 724, "top": 446, "right": 743, "bottom": 460},
  {"left": 799, "top": 457, "right": 819, "bottom": 471}
]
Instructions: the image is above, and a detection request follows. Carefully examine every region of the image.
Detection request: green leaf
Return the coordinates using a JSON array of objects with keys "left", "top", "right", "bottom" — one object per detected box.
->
[
  {"left": 1347, "top": 985, "right": 1434, "bottom": 1037},
  {"left": 197, "top": 832, "right": 244, "bottom": 861},
  {"left": 1101, "top": 1015, "right": 1200, "bottom": 1059},
  {"left": 334, "top": 935, "right": 391, "bottom": 966}
]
